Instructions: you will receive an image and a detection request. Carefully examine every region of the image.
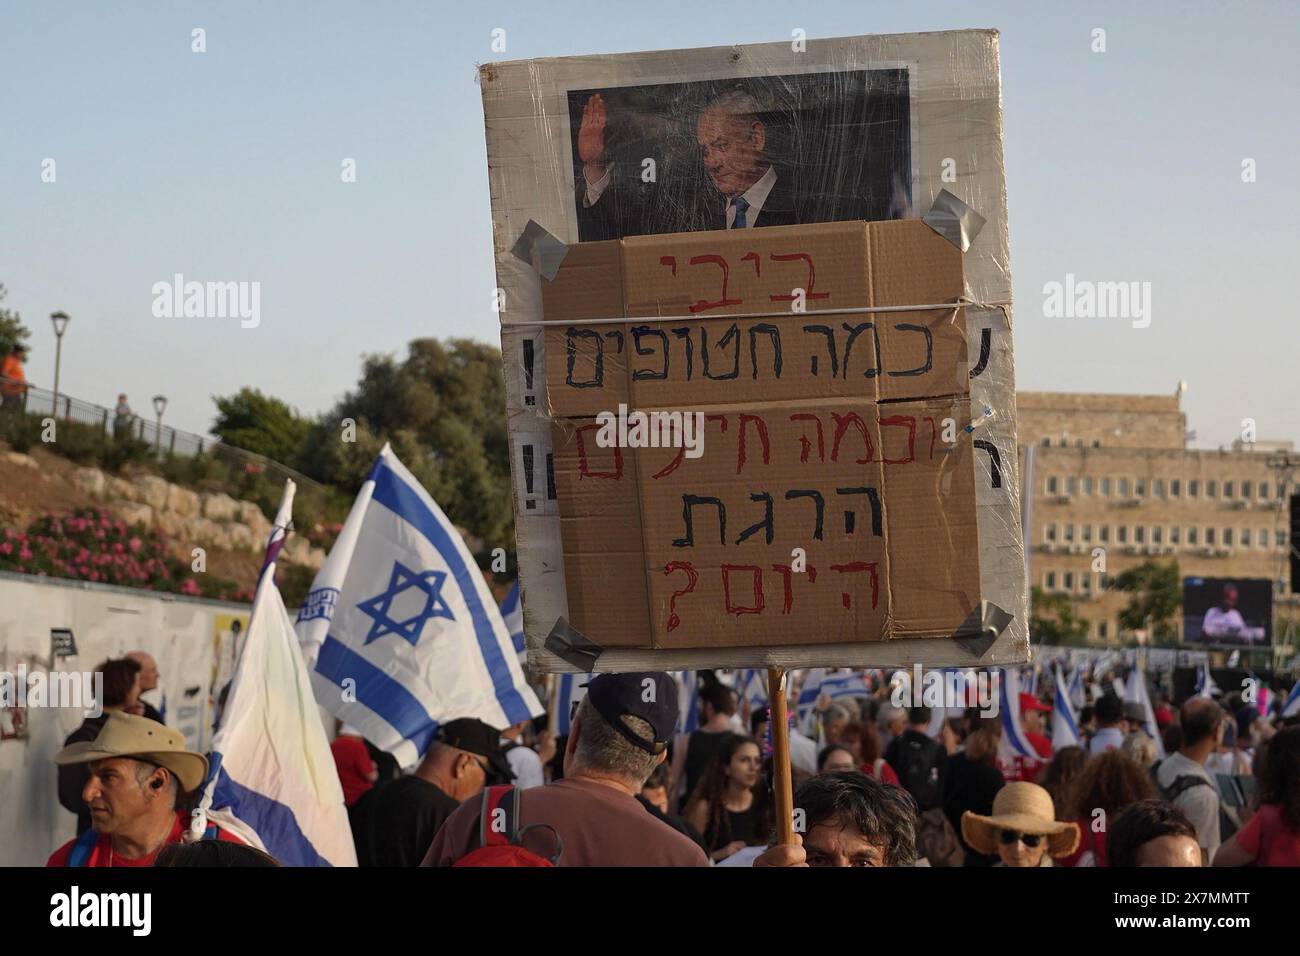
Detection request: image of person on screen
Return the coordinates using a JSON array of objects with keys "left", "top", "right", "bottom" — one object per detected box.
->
[
  {"left": 1202, "top": 584, "right": 1247, "bottom": 639},
  {"left": 577, "top": 89, "right": 798, "bottom": 238}
]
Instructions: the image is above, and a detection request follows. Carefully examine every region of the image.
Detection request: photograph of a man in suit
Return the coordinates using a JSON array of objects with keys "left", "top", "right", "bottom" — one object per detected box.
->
[{"left": 577, "top": 88, "right": 798, "bottom": 238}]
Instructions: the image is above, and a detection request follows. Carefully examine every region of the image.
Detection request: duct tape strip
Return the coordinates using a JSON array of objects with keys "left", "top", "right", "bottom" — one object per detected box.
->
[
  {"left": 510, "top": 220, "right": 570, "bottom": 281},
  {"left": 545, "top": 617, "right": 603, "bottom": 671},
  {"left": 950, "top": 601, "right": 1013, "bottom": 659},
  {"left": 922, "top": 189, "right": 987, "bottom": 253}
]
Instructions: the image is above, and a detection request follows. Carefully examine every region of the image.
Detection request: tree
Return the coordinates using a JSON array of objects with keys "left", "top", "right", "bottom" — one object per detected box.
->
[
  {"left": 0, "top": 284, "right": 31, "bottom": 357},
  {"left": 1029, "top": 586, "right": 1091, "bottom": 646},
  {"left": 297, "top": 338, "right": 513, "bottom": 552},
  {"left": 1107, "top": 560, "right": 1182, "bottom": 646},
  {"left": 212, "top": 388, "right": 313, "bottom": 463}
]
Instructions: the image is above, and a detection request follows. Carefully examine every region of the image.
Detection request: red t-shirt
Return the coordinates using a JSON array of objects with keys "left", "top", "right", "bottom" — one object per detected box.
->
[
  {"left": 1056, "top": 817, "right": 1107, "bottom": 867},
  {"left": 330, "top": 735, "right": 377, "bottom": 807},
  {"left": 47, "top": 811, "right": 242, "bottom": 867},
  {"left": 1235, "top": 804, "right": 1300, "bottom": 867},
  {"left": 862, "top": 759, "right": 900, "bottom": 787}
]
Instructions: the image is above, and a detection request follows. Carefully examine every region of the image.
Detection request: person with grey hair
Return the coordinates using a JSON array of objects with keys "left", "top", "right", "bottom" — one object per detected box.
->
[
  {"left": 877, "top": 704, "right": 908, "bottom": 751},
  {"left": 422, "top": 673, "right": 708, "bottom": 866},
  {"left": 575, "top": 85, "right": 799, "bottom": 239}
]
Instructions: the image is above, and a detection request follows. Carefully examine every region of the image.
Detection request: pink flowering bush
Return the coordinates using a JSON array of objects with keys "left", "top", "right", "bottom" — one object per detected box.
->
[{"left": 0, "top": 507, "right": 250, "bottom": 603}]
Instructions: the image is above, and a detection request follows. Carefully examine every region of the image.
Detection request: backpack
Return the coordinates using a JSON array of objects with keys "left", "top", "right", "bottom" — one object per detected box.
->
[
  {"left": 894, "top": 732, "right": 944, "bottom": 811},
  {"left": 453, "top": 785, "right": 563, "bottom": 867},
  {"left": 1151, "top": 761, "right": 1238, "bottom": 842},
  {"left": 916, "top": 808, "right": 966, "bottom": 867}
]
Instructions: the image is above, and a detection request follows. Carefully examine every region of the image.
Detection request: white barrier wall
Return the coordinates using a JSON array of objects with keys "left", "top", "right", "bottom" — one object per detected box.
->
[{"left": 0, "top": 572, "right": 249, "bottom": 866}]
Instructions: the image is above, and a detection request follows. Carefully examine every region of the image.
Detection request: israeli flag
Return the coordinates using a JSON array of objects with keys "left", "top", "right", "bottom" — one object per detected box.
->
[
  {"left": 1124, "top": 662, "right": 1166, "bottom": 759},
  {"left": 1024, "top": 663, "right": 1038, "bottom": 697},
  {"left": 795, "top": 668, "right": 827, "bottom": 721},
  {"left": 1282, "top": 680, "right": 1300, "bottom": 719},
  {"left": 1052, "top": 663, "right": 1081, "bottom": 750},
  {"left": 996, "top": 668, "right": 1041, "bottom": 761},
  {"left": 198, "top": 481, "right": 358, "bottom": 866},
  {"left": 1195, "top": 660, "right": 1219, "bottom": 699},
  {"left": 553, "top": 673, "right": 586, "bottom": 737},
  {"left": 819, "top": 671, "right": 870, "bottom": 701},
  {"left": 296, "top": 445, "right": 543, "bottom": 769},
  {"left": 739, "top": 669, "right": 768, "bottom": 710},
  {"left": 1068, "top": 665, "right": 1085, "bottom": 710},
  {"left": 500, "top": 580, "right": 525, "bottom": 664},
  {"left": 674, "top": 671, "right": 699, "bottom": 734}
]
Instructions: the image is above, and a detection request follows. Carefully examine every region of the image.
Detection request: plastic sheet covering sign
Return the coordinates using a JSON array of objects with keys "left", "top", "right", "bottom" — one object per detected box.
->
[{"left": 483, "top": 30, "right": 1026, "bottom": 668}]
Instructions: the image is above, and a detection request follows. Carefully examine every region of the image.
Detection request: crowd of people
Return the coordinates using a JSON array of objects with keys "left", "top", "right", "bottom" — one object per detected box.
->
[{"left": 39, "top": 658, "right": 1300, "bottom": 868}]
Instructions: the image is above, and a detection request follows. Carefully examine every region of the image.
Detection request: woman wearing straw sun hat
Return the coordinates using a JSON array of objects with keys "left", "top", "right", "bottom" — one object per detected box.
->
[{"left": 961, "top": 781, "right": 1081, "bottom": 867}]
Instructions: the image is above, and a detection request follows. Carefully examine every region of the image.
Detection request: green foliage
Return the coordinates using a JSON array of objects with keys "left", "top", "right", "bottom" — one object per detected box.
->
[
  {"left": 277, "top": 562, "right": 317, "bottom": 609},
  {"left": 0, "top": 284, "right": 32, "bottom": 357},
  {"left": 1107, "top": 560, "right": 1182, "bottom": 645},
  {"left": 0, "top": 412, "right": 151, "bottom": 471},
  {"left": 212, "top": 388, "right": 313, "bottom": 464},
  {"left": 297, "top": 339, "right": 513, "bottom": 550},
  {"left": 1029, "top": 585, "right": 1091, "bottom": 646}
]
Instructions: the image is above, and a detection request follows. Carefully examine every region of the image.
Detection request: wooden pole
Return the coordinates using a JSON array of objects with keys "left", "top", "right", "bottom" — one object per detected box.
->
[{"left": 768, "top": 667, "right": 795, "bottom": 845}]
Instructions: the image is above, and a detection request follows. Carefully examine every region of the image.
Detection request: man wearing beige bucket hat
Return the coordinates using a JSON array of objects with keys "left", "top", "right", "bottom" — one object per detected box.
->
[
  {"left": 46, "top": 712, "right": 243, "bottom": 867},
  {"left": 961, "top": 782, "right": 1081, "bottom": 867}
]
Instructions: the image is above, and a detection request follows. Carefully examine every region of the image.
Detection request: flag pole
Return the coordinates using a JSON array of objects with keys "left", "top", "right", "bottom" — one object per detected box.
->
[{"left": 767, "top": 667, "right": 795, "bottom": 846}]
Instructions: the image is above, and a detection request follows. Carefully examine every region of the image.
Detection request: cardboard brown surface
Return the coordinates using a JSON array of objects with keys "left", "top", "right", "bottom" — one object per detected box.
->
[{"left": 543, "top": 220, "right": 980, "bottom": 649}]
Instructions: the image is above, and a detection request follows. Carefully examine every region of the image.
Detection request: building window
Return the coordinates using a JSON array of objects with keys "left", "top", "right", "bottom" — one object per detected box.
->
[
  {"left": 1118, "top": 526, "right": 1129, "bottom": 544},
  {"left": 1046, "top": 524, "right": 1057, "bottom": 543},
  {"left": 1153, "top": 526, "right": 1163, "bottom": 545},
  {"left": 1260, "top": 528, "right": 1269, "bottom": 547},
  {"left": 1067, "top": 476, "right": 1078, "bottom": 495},
  {"left": 1064, "top": 572, "right": 1075, "bottom": 591},
  {"left": 1046, "top": 572, "right": 1057, "bottom": 590},
  {"left": 1119, "top": 477, "right": 1131, "bottom": 496},
  {"left": 1101, "top": 477, "right": 1112, "bottom": 497},
  {"left": 1189, "top": 479, "right": 1199, "bottom": 497},
  {"left": 1240, "top": 528, "right": 1250, "bottom": 549},
  {"left": 1100, "top": 525, "right": 1110, "bottom": 543},
  {"left": 1171, "top": 479, "right": 1181, "bottom": 497},
  {"left": 1154, "top": 478, "right": 1165, "bottom": 497},
  {"left": 1098, "top": 621, "right": 1108, "bottom": 639},
  {"left": 1136, "top": 478, "right": 1146, "bottom": 497},
  {"left": 1083, "top": 476, "right": 1094, "bottom": 495},
  {"left": 1206, "top": 528, "right": 1216, "bottom": 545},
  {"left": 1082, "top": 524, "right": 1093, "bottom": 542},
  {"left": 1065, "top": 524, "right": 1076, "bottom": 542},
  {"left": 1242, "top": 480, "right": 1253, "bottom": 499},
  {"left": 1040, "top": 437, "right": 1051, "bottom": 446},
  {"left": 1279, "top": 530, "right": 1289, "bottom": 549},
  {"left": 1207, "top": 479, "right": 1217, "bottom": 498},
  {"left": 1081, "top": 574, "right": 1092, "bottom": 593},
  {"left": 1225, "top": 528, "right": 1234, "bottom": 546},
  {"left": 1224, "top": 481, "right": 1234, "bottom": 499},
  {"left": 1188, "top": 527, "right": 1198, "bottom": 545},
  {"left": 1170, "top": 526, "right": 1181, "bottom": 545},
  {"left": 1135, "top": 526, "right": 1146, "bottom": 544},
  {"left": 1260, "top": 482, "right": 1270, "bottom": 499},
  {"left": 1092, "top": 440, "right": 1101, "bottom": 448},
  {"left": 1047, "top": 476, "right": 1059, "bottom": 494}
]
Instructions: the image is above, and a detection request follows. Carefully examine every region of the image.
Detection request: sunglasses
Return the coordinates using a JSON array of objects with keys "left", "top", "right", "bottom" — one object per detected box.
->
[{"left": 998, "top": 829, "right": 1043, "bottom": 847}]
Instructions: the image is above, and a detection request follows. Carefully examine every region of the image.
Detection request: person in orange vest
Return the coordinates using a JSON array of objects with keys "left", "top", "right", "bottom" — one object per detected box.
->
[{"left": 0, "top": 343, "right": 29, "bottom": 415}]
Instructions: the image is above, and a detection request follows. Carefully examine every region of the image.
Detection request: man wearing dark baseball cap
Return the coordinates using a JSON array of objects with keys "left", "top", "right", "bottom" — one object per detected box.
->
[
  {"left": 422, "top": 673, "right": 708, "bottom": 866},
  {"left": 350, "top": 717, "right": 509, "bottom": 866}
]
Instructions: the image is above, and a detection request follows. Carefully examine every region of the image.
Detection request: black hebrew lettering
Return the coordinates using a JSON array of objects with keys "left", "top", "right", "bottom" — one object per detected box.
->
[
  {"left": 969, "top": 328, "right": 992, "bottom": 379},
  {"left": 632, "top": 326, "right": 669, "bottom": 381},
  {"left": 748, "top": 324, "right": 782, "bottom": 380},
  {"left": 672, "top": 327, "right": 694, "bottom": 381},
  {"left": 566, "top": 327, "right": 603, "bottom": 389},
  {"left": 673, "top": 495, "right": 727, "bottom": 548},
  {"left": 841, "top": 322, "right": 880, "bottom": 379},
  {"left": 605, "top": 329, "right": 624, "bottom": 354},
  {"left": 803, "top": 325, "right": 838, "bottom": 377},
  {"left": 735, "top": 492, "right": 774, "bottom": 545},
  {"left": 973, "top": 439, "right": 1003, "bottom": 488},
  {"left": 701, "top": 323, "right": 740, "bottom": 380},
  {"left": 890, "top": 323, "right": 933, "bottom": 377},
  {"left": 835, "top": 487, "right": 883, "bottom": 536},
  {"left": 784, "top": 489, "right": 824, "bottom": 541}
]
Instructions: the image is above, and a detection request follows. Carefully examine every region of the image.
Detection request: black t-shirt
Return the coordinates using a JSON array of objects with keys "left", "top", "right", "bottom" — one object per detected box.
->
[
  {"left": 702, "top": 802, "right": 764, "bottom": 852},
  {"left": 349, "top": 776, "right": 460, "bottom": 867},
  {"left": 683, "top": 729, "right": 733, "bottom": 806},
  {"left": 941, "top": 752, "right": 1005, "bottom": 868}
]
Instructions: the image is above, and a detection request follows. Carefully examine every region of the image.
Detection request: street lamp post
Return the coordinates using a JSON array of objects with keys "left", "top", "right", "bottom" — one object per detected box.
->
[
  {"left": 152, "top": 395, "right": 167, "bottom": 456},
  {"left": 50, "top": 311, "right": 70, "bottom": 418}
]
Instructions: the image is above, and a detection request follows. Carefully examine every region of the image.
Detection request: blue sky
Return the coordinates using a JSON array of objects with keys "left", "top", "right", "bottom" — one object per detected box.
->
[{"left": 3, "top": 1, "right": 1297, "bottom": 447}]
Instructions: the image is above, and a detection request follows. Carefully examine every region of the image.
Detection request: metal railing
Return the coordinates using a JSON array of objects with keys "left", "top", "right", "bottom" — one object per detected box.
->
[{"left": 4, "top": 383, "right": 324, "bottom": 493}]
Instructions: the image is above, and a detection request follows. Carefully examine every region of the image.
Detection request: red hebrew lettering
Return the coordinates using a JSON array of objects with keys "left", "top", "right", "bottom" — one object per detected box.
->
[
  {"left": 652, "top": 446, "right": 685, "bottom": 480},
  {"left": 790, "top": 413, "right": 825, "bottom": 463},
  {"left": 659, "top": 255, "right": 677, "bottom": 277},
  {"left": 721, "top": 564, "right": 765, "bottom": 616},
  {"left": 706, "top": 413, "right": 730, "bottom": 435},
  {"left": 830, "top": 561, "right": 879, "bottom": 610},
  {"left": 741, "top": 251, "right": 762, "bottom": 277},
  {"left": 770, "top": 564, "right": 793, "bottom": 614},
  {"left": 830, "top": 412, "right": 874, "bottom": 464},
  {"left": 924, "top": 416, "right": 938, "bottom": 460},
  {"left": 879, "top": 415, "right": 917, "bottom": 465},
  {"left": 575, "top": 422, "right": 624, "bottom": 479},
  {"left": 688, "top": 254, "right": 742, "bottom": 313},
  {"left": 767, "top": 253, "right": 830, "bottom": 302},
  {"left": 737, "top": 414, "right": 770, "bottom": 474},
  {"left": 663, "top": 561, "right": 699, "bottom": 632}
]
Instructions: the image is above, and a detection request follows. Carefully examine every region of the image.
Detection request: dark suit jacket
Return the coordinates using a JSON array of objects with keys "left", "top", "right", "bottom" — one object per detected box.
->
[{"left": 58, "top": 715, "right": 108, "bottom": 835}]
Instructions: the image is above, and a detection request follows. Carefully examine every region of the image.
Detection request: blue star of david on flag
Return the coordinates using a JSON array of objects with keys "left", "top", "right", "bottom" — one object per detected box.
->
[{"left": 356, "top": 561, "right": 455, "bottom": 646}]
